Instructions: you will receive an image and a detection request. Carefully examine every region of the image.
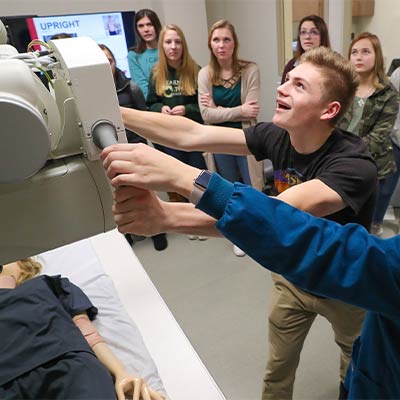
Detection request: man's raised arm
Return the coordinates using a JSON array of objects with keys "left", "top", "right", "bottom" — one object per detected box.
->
[{"left": 120, "top": 107, "right": 250, "bottom": 154}]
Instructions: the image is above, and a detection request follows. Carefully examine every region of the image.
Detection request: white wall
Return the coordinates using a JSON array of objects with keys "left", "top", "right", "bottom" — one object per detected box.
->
[
  {"left": 326, "top": 0, "right": 352, "bottom": 55},
  {"left": 351, "top": 0, "right": 400, "bottom": 70}
]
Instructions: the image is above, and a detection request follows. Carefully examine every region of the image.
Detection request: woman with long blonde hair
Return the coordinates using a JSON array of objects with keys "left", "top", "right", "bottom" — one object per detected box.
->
[
  {"left": 147, "top": 24, "right": 206, "bottom": 202},
  {"left": 338, "top": 32, "right": 399, "bottom": 236},
  {"left": 198, "top": 19, "right": 262, "bottom": 255}
]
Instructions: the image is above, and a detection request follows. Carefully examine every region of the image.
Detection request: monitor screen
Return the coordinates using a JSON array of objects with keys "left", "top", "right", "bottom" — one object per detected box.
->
[{"left": 2, "top": 11, "right": 135, "bottom": 77}]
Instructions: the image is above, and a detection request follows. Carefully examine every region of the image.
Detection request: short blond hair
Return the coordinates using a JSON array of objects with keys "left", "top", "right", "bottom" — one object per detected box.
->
[{"left": 300, "top": 46, "right": 359, "bottom": 125}]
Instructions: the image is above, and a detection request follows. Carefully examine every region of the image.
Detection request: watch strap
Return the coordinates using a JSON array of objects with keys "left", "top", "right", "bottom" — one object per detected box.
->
[{"left": 189, "top": 170, "right": 212, "bottom": 205}]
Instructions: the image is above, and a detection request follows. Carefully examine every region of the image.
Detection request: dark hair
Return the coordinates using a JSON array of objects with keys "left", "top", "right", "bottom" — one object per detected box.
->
[
  {"left": 50, "top": 32, "right": 72, "bottom": 40},
  {"left": 294, "top": 15, "right": 330, "bottom": 59},
  {"left": 129, "top": 9, "right": 162, "bottom": 54},
  {"left": 98, "top": 43, "right": 116, "bottom": 64}
]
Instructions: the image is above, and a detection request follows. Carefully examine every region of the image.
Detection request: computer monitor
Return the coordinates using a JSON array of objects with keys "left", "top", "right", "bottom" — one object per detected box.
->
[{"left": 2, "top": 11, "right": 135, "bottom": 77}]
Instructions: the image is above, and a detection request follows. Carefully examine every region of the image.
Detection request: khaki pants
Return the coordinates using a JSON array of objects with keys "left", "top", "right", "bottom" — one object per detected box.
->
[{"left": 262, "top": 274, "right": 365, "bottom": 400}]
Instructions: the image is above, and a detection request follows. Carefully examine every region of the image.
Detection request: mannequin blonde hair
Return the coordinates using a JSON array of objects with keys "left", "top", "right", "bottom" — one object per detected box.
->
[{"left": 16, "top": 258, "right": 42, "bottom": 285}]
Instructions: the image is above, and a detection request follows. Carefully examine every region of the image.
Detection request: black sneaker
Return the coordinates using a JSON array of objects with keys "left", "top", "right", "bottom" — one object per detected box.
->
[
  {"left": 339, "top": 381, "right": 348, "bottom": 400},
  {"left": 125, "top": 234, "right": 146, "bottom": 246},
  {"left": 151, "top": 234, "right": 168, "bottom": 251},
  {"left": 125, "top": 234, "right": 134, "bottom": 246}
]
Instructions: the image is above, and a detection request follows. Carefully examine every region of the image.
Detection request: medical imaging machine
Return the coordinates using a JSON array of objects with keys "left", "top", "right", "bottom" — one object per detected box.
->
[
  {"left": 0, "top": 20, "right": 226, "bottom": 399},
  {"left": 0, "top": 23, "right": 125, "bottom": 264}
]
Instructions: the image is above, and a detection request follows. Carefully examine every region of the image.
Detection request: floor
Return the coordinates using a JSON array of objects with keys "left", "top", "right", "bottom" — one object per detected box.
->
[{"left": 130, "top": 209, "right": 399, "bottom": 400}]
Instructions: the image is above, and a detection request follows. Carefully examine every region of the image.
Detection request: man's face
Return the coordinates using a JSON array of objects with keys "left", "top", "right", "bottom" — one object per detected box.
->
[{"left": 273, "top": 62, "right": 328, "bottom": 131}]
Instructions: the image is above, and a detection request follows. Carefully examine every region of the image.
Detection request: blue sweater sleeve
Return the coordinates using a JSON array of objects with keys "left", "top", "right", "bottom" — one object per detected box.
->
[{"left": 197, "top": 173, "right": 400, "bottom": 317}]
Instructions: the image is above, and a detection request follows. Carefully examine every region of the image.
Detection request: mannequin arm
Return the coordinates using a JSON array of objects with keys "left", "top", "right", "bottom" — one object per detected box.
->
[{"left": 73, "top": 314, "right": 164, "bottom": 400}]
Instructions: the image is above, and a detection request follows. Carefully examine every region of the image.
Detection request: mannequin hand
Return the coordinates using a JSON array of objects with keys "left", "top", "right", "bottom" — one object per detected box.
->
[
  {"left": 101, "top": 143, "right": 199, "bottom": 195},
  {"left": 115, "top": 375, "right": 165, "bottom": 400},
  {"left": 112, "top": 186, "right": 168, "bottom": 236},
  {"left": 200, "top": 93, "right": 216, "bottom": 108},
  {"left": 170, "top": 105, "right": 186, "bottom": 116},
  {"left": 241, "top": 100, "right": 259, "bottom": 119},
  {"left": 161, "top": 105, "right": 172, "bottom": 114},
  {"left": 115, "top": 374, "right": 142, "bottom": 400}
]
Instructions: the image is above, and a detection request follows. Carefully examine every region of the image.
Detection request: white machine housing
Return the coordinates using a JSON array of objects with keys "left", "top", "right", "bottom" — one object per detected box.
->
[{"left": 0, "top": 36, "right": 126, "bottom": 264}]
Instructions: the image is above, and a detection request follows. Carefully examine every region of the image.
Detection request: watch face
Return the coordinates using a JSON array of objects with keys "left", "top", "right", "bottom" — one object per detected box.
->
[{"left": 196, "top": 170, "right": 211, "bottom": 189}]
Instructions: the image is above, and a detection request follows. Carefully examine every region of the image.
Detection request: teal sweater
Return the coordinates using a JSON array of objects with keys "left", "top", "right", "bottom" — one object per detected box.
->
[
  {"left": 128, "top": 48, "right": 158, "bottom": 99},
  {"left": 146, "top": 65, "right": 203, "bottom": 123}
]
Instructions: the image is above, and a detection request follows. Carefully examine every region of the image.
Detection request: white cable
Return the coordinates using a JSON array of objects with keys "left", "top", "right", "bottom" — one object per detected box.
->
[{"left": 9, "top": 52, "right": 55, "bottom": 69}]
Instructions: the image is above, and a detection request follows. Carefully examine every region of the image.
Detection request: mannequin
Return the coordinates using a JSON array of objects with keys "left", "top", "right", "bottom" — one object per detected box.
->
[{"left": 0, "top": 259, "right": 164, "bottom": 400}]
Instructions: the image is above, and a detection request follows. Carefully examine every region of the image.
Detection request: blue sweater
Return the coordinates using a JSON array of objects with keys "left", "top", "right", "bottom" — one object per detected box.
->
[{"left": 197, "top": 173, "right": 400, "bottom": 399}]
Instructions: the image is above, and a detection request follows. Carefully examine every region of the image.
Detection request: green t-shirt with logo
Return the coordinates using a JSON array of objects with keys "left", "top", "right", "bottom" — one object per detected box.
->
[{"left": 147, "top": 65, "right": 203, "bottom": 123}]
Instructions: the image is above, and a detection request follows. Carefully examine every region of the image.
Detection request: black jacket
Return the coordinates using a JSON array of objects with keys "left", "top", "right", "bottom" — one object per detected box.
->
[{"left": 115, "top": 67, "right": 147, "bottom": 143}]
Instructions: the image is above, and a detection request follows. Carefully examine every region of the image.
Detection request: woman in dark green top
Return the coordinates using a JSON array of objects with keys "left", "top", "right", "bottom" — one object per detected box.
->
[{"left": 147, "top": 24, "right": 206, "bottom": 171}]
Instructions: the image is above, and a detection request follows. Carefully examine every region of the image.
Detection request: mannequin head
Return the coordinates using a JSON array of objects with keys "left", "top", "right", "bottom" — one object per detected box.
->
[{"left": 1, "top": 258, "right": 42, "bottom": 286}]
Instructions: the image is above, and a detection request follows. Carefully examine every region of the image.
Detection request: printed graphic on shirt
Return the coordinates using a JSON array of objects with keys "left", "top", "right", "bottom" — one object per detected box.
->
[
  {"left": 274, "top": 168, "right": 305, "bottom": 193},
  {"left": 147, "top": 56, "right": 158, "bottom": 64},
  {"left": 164, "top": 79, "right": 183, "bottom": 98}
]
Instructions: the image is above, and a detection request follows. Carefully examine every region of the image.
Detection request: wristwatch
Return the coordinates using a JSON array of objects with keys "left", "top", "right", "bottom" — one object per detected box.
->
[{"left": 189, "top": 170, "right": 212, "bottom": 205}]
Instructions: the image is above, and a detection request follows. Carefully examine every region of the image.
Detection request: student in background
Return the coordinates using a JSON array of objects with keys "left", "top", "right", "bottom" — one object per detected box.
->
[
  {"left": 147, "top": 24, "right": 206, "bottom": 208},
  {"left": 128, "top": 9, "right": 162, "bottom": 99},
  {"left": 198, "top": 20, "right": 262, "bottom": 254},
  {"left": 99, "top": 44, "right": 147, "bottom": 145},
  {"left": 100, "top": 43, "right": 167, "bottom": 251},
  {"left": 281, "top": 14, "right": 330, "bottom": 83},
  {"left": 338, "top": 32, "right": 399, "bottom": 236}
]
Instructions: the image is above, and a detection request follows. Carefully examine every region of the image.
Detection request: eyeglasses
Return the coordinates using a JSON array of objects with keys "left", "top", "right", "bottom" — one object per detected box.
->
[{"left": 299, "top": 29, "right": 320, "bottom": 37}]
